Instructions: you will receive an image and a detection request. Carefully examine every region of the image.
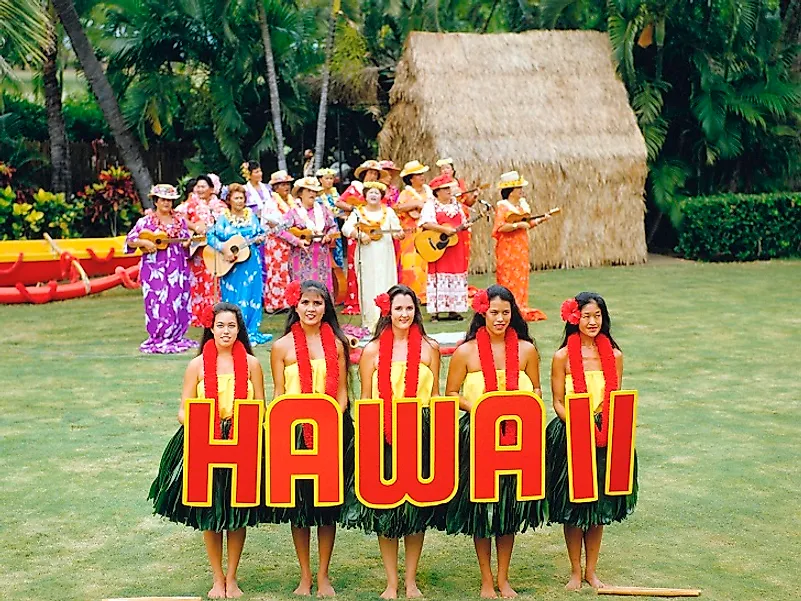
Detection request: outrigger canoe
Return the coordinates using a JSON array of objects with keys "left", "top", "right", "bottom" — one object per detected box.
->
[{"left": 0, "top": 236, "right": 141, "bottom": 304}]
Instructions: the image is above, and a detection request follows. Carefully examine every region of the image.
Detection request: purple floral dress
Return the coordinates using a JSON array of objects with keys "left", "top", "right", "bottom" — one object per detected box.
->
[{"left": 126, "top": 214, "right": 198, "bottom": 354}]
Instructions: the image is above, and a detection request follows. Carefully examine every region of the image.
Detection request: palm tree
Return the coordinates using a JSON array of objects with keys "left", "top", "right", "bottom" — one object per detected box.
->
[
  {"left": 313, "top": 0, "right": 340, "bottom": 171},
  {"left": 0, "top": 0, "right": 50, "bottom": 78},
  {"left": 257, "top": 0, "right": 288, "bottom": 170},
  {"left": 51, "top": 0, "right": 154, "bottom": 205},
  {"left": 42, "top": 1, "right": 71, "bottom": 195}
]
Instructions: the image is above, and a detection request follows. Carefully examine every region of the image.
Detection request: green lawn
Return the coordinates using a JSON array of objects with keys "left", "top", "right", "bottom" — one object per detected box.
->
[{"left": 1, "top": 258, "right": 799, "bottom": 601}]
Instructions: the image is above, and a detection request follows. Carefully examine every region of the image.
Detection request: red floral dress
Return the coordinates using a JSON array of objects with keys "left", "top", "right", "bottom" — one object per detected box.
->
[{"left": 419, "top": 199, "right": 468, "bottom": 314}]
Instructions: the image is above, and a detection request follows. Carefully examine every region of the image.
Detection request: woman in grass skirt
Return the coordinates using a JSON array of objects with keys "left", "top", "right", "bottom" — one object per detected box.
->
[
  {"left": 341, "top": 285, "right": 441, "bottom": 599},
  {"left": 148, "top": 302, "right": 266, "bottom": 599},
  {"left": 269, "top": 280, "right": 352, "bottom": 596},
  {"left": 547, "top": 292, "right": 637, "bottom": 591},
  {"left": 444, "top": 285, "right": 547, "bottom": 598}
]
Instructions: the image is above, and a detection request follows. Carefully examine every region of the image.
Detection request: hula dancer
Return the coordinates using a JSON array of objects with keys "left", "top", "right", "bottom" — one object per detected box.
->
[
  {"left": 270, "top": 280, "right": 352, "bottom": 596},
  {"left": 148, "top": 302, "right": 266, "bottom": 599},
  {"left": 343, "top": 286, "right": 441, "bottom": 599},
  {"left": 445, "top": 285, "right": 546, "bottom": 599},
  {"left": 547, "top": 293, "right": 636, "bottom": 591}
]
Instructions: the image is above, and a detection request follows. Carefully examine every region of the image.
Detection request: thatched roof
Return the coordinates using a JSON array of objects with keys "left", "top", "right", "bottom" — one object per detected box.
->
[{"left": 379, "top": 30, "right": 648, "bottom": 272}]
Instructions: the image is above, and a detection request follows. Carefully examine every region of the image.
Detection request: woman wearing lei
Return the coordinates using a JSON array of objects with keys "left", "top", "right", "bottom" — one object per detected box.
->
[
  {"left": 445, "top": 285, "right": 547, "bottom": 598},
  {"left": 315, "top": 167, "right": 346, "bottom": 270},
  {"left": 341, "top": 182, "right": 405, "bottom": 332},
  {"left": 546, "top": 292, "right": 637, "bottom": 591},
  {"left": 395, "top": 160, "right": 431, "bottom": 301},
  {"left": 262, "top": 170, "right": 296, "bottom": 313},
  {"left": 206, "top": 183, "right": 270, "bottom": 346},
  {"left": 279, "top": 177, "right": 339, "bottom": 294},
  {"left": 269, "top": 280, "right": 352, "bottom": 596},
  {"left": 342, "top": 286, "right": 441, "bottom": 599},
  {"left": 148, "top": 302, "right": 266, "bottom": 599}
]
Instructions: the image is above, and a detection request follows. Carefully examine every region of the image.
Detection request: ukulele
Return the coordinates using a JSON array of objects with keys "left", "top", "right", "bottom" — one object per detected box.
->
[
  {"left": 202, "top": 234, "right": 265, "bottom": 277},
  {"left": 414, "top": 213, "right": 485, "bottom": 263},
  {"left": 356, "top": 223, "right": 410, "bottom": 241},
  {"left": 288, "top": 227, "right": 342, "bottom": 243},
  {"left": 505, "top": 207, "right": 561, "bottom": 224},
  {"left": 137, "top": 229, "right": 205, "bottom": 253}
]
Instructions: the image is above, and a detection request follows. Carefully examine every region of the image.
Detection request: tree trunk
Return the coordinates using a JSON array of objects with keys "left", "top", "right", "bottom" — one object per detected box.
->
[
  {"left": 313, "top": 0, "right": 338, "bottom": 171},
  {"left": 257, "top": 0, "right": 287, "bottom": 171},
  {"left": 42, "top": 6, "right": 71, "bottom": 196},
  {"left": 51, "top": 0, "right": 153, "bottom": 207}
]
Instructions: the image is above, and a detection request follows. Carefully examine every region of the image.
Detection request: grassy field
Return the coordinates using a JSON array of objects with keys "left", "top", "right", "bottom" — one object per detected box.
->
[{"left": 1, "top": 258, "right": 799, "bottom": 601}]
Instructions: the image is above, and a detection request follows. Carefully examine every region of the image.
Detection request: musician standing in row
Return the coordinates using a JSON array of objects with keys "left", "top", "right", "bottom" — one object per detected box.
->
[
  {"left": 262, "top": 170, "right": 296, "bottom": 313},
  {"left": 437, "top": 158, "right": 476, "bottom": 272},
  {"left": 492, "top": 171, "right": 550, "bottom": 322},
  {"left": 396, "top": 161, "right": 431, "bottom": 302},
  {"left": 207, "top": 183, "right": 270, "bottom": 345},
  {"left": 316, "top": 168, "right": 346, "bottom": 270},
  {"left": 280, "top": 177, "right": 339, "bottom": 295},
  {"left": 342, "top": 182, "right": 404, "bottom": 332},
  {"left": 419, "top": 175, "right": 469, "bottom": 321},
  {"left": 125, "top": 185, "right": 198, "bottom": 354}
]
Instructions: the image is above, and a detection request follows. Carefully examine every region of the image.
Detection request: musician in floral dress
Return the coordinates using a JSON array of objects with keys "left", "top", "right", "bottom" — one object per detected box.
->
[
  {"left": 206, "top": 184, "right": 270, "bottom": 345},
  {"left": 262, "top": 170, "right": 296, "bottom": 312},
  {"left": 396, "top": 161, "right": 431, "bottom": 301},
  {"left": 315, "top": 168, "right": 345, "bottom": 270},
  {"left": 126, "top": 184, "right": 198, "bottom": 354},
  {"left": 418, "top": 175, "right": 469, "bottom": 320},
  {"left": 279, "top": 177, "right": 339, "bottom": 294}
]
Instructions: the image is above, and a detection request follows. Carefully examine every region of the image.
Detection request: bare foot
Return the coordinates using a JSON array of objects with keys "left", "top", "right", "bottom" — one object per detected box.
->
[
  {"left": 480, "top": 583, "right": 498, "bottom": 599},
  {"left": 498, "top": 581, "right": 518, "bottom": 598},
  {"left": 294, "top": 577, "right": 313, "bottom": 596},
  {"left": 405, "top": 582, "right": 423, "bottom": 598},
  {"left": 208, "top": 580, "right": 227, "bottom": 599},
  {"left": 316, "top": 575, "right": 336, "bottom": 597},
  {"left": 225, "top": 578, "right": 243, "bottom": 598},
  {"left": 565, "top": 573, "right": 582, "bottom": 591},
  {"left": 583, "top": 572, "right": 605, "bottom": 589},
  {"left": 380, "top": 586, "right": 398, "bottom": 599}
]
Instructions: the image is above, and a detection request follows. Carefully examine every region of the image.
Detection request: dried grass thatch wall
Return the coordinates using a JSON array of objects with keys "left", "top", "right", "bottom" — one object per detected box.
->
[{"left": 379, "top": 30, "right": 648, "bottom": 273}]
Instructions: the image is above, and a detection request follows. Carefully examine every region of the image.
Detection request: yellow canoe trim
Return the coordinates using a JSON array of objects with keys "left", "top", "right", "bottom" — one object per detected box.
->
[{"left": 0, "top": 236, "right": 141, "bottom": 262}]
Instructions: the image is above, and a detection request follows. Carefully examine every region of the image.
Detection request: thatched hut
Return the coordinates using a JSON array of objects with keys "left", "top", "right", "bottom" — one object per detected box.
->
[{"left": 379, "top": 30, "right": 648, "bottom": 272}]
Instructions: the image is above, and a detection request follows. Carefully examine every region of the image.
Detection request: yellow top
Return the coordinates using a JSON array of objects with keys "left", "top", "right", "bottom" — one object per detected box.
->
[
  {"left": 283, "top": 358, "right": 328, "bottom": 395},
  {"left": 462, "top": 370, "right": 534, "bottom": 406},
  {"left": 565, "top": 370, "right": 605, "bottom": 413},
  {"left": 370, "top": 362, "right": 436, "bottom": 407},
  {"left": 197, "top": 374, "right": 255, "bottom": 420}
]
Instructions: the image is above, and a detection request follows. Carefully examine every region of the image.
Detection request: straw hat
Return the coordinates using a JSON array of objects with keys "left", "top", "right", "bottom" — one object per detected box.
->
[
  {"left": 354, "top": 160, "right": 388, "bottom": 180},
  {"left": 316, "top": 167, "right": 337, "bottom": 177},
  {"left": 292, "top": 176, "right": 323, "bottom": 196},
  {"left": 363, "top": 181, "right": 388, "bottom": 193},
  {"left": 399, "top": 160, "right": 430, "bottom": 178},
  {"left": 436, "top": 157, "right": 454, "bottom": 167},
  {"left": 379, "top": 160, "right": 401, "bottom": 172},
  {"left": 148, "top": 184, "right": 180, "bottom": 200},
  {"left": 269, "top": 170, "right": 295, "bottom": 185},
  {"left": 497, "top": 171, "right": 529, "bottom": 189},
  {"left": 429, "top": 175, "right": 455, "bottom": 191}
]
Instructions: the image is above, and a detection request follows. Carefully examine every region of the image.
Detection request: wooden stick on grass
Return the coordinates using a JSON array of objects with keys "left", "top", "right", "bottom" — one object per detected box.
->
[{"left": 597, "top": 586, "right": 701, "bottom": 597}]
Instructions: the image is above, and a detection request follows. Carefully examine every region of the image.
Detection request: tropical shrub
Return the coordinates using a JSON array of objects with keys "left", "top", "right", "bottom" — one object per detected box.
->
[
  {"left": 0, "top": 186, "right": 84, "bottom": 241},
  {"left": 78, "top": 166, "right": 142, "bottom": 237},
  {"left": 676, "top": 193, "right": 801, "bottom": 261}
]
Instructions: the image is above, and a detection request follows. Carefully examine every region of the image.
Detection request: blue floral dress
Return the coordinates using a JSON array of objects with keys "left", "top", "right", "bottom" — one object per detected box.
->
[{"left": 207, "top": 209, "right": 271, "bottom": 345}]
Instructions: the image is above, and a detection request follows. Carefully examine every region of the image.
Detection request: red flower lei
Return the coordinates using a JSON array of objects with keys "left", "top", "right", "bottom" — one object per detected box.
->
[
  {"left": 476, "top": 326, "right": 519, "bottom": 445},
  {"left": 377, "top": 324, "right": 423, "bottom": 444},
  {"left": 291, "top": 321, "right": 340, "bottom": 448},
  {"left": 566, "top": 332, "right": 618, "bottom": 447},
  {"left": 202, "top": 339, "right": 249, "bottom": 440}
]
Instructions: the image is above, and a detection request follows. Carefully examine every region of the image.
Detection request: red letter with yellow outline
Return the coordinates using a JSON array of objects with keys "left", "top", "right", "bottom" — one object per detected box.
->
[
  {"left": 183, "top": 398, "right": 265, "bottom": 507},
  {"left": 355, "top": 396, "right": 459, "bottom": 508},
  {"left": 264, "top": 394, "right": 344, "bottom": 507},
  {"left": 470, "top": 391, "right": 546, "bottom": 502}
]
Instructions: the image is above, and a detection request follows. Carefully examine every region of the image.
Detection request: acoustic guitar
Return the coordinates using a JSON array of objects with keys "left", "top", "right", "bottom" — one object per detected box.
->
[
  {"left": 288, "top": 227, "right": 342, "bottom": 243},
  {"left": 202, "top": 234, "right": 265, "bottom": 277},
  {"left": 414, "top": 213, "right": 484, "bottom": 263},
  {"left": 505, "top": 207, "right": 561, "bottom": 224},
  {"left": 137, "top": 229, "right": 205, "bottom": 254}
]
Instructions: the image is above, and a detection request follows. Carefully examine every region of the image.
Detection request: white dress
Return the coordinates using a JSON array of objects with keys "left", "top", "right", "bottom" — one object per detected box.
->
[{"left": 342, "top": 206, "right": 400, "bottom": 331}]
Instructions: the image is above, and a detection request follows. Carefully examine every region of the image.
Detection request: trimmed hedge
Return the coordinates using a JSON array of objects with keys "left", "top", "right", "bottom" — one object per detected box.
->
[{"left": 676, "top": 193, "right": 801, "bottom": 261}]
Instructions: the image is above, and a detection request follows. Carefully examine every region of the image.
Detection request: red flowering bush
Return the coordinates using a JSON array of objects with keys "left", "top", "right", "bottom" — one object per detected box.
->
[{"left": 78, "top": 166, "right": 142, "bottom": 236}]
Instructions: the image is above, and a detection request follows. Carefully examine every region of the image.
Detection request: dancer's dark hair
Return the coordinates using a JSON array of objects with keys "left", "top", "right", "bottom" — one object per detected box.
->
[
  {"left": 283, "top": 280, "right": 352, "bottom": 373},
  {"left": 464, "top": 284, "right": 534, "bottom": 346},
  {"left": 195, "top": 174, "right": 213, "bottom": 189},
  {"left": 558, "top": 292, "right": 620, "bottom": 350},
  {"left": 199, "top": 302, "right": 254, "bottom": 355},
  {"left": 183, "top": 177, "right": 197, "bottom": 201},
  {"left": 371, "top": 285, "right": 432, "bottom": 342}
]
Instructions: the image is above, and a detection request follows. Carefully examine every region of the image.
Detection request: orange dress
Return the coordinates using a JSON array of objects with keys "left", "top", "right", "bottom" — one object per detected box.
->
[
  {"left": 396, "top": 185, "right": 429, "bottom": 301},
  {"left": 492, "top": 200, "right": 546, "bottom": 322}
]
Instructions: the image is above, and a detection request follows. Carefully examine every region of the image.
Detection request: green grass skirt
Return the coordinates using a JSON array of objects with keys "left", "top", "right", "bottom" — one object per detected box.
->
[
  {"left": 266, "top": 412, "right": 355, "bottom": 528},
  {"left": 545, "top": 416, "right": 638, "bottom": 529},
  {"left": 340, "top": 408, "right": 438, "bottom": 538},
  {"left": 444, "top": 413, "right": 548, "bottom": 538},
  {"left": 148, "top": 419, "right": 263, "bottom": 532}
]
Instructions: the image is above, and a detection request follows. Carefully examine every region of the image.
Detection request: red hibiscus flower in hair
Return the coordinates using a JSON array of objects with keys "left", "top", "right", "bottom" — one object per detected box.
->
[
  {"left": 472, "top": 288, "right": 490, "bottom": 314},
  {"left": 286, "top": 280, "right": 302, "bottom": 306},
  {"left": 200, "top": 305, "right": 215, "bottom": 329},
  {"left": 561, "top": 298, "right": 581, "bottom": 325},
  {"left": 375, "top": 292, "right": 391, "bottom": 316}
]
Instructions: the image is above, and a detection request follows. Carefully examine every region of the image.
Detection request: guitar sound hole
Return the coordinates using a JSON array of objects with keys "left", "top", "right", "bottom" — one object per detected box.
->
[{"left": 230, "top": 246, "right": 240, "bottom": 254}]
